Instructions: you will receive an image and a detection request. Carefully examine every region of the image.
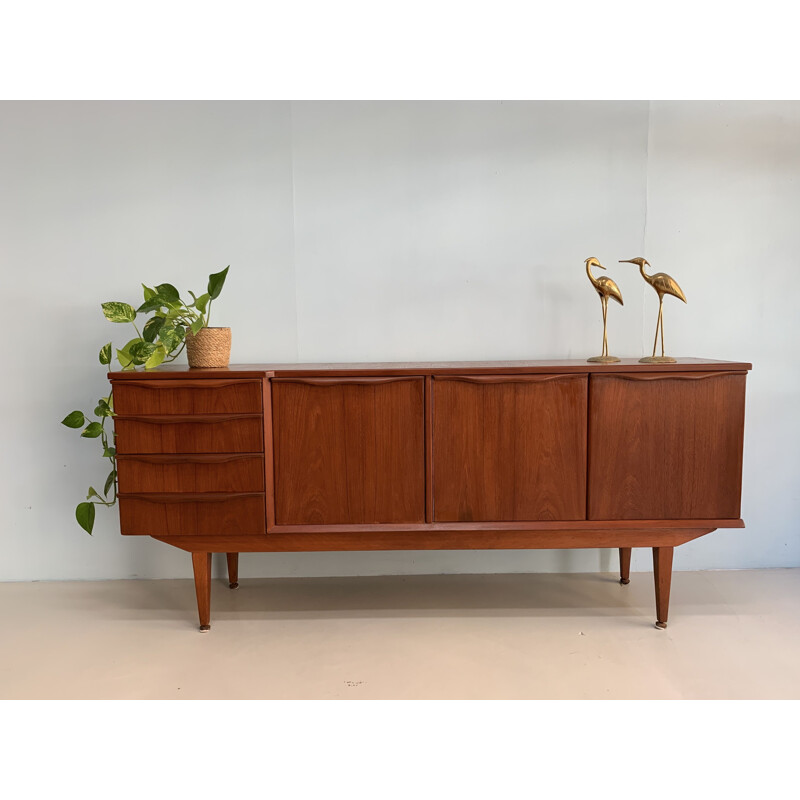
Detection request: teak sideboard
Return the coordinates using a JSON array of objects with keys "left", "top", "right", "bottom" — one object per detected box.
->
[{"left": 108, "top": 358, "right": 750, "bottom": 631}]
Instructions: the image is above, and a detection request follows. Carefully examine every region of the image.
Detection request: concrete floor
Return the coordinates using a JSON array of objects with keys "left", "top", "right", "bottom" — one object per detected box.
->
[{"left": 1, "top": 568, "right": 798, "bottom": 699}]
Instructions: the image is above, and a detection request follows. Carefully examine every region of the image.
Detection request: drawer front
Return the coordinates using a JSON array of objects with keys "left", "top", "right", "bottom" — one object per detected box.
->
[
  {"left": 588, "top": 371, "right": 746, "bottom": 519},
  {"left": 433, "top": 374, "right": 588, "bottom": 522},
  {"left": 114, "top": 415, "right": 264, "bottom": 454},
  {"left": 113, "top": 379, "right": 262, "bottom": 415},
  {"left": 116, "top": 453, "right": 264, "bottom": 493},
  {"left": 119, "top": 493, "right": 266, "bottom": 535}
]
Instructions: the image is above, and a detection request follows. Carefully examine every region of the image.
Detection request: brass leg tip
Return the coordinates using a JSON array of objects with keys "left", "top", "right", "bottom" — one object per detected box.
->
[
  {"left": 655, "top": 621, "right": 667, "bottom": 630},
  {"left": 199, "top": 624, "right": 211, "bottom": 632},
  {"left": 229, "top": 582, "right": 239, "bottom": 589},
  {"left": 620, "top": 578, "right": 630, "bottom": 585}
]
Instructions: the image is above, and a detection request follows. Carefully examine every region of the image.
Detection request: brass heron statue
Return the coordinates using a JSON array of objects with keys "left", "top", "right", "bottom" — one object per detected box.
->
[
  {"left": 620, "top": 257, "right": 686, "bottom": 363},
  {"left": 585, "top": 257, "right": 624, "bottom": 363}
]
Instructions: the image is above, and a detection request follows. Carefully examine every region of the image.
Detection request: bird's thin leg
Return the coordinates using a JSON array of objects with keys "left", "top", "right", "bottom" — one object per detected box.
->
[
  {"left": 660, "top": 298, "right": 666, "bottom": 357},
  {"left": 602, "top": 297, "right": 608, "bottom": 356},
  {"left": 651, "top": 298, "right": 662, "bottom": 358}
]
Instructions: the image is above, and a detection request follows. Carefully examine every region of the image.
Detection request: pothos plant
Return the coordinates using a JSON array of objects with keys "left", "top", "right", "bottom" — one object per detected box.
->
[{"left": 61, "top": 266, "right": 229, "bottom": 534}]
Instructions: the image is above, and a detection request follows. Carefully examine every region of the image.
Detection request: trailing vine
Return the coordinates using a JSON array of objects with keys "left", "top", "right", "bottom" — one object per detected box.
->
[{"left": 61, "top": 266, "right": 229, "bottom": 533}]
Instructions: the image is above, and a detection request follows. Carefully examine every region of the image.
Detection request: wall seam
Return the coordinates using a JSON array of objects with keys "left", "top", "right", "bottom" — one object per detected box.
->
[
  {"left": 642, "top": 100, "right": 652, "bottom": 353},
  {"left": 288, "top": 101, "right": 301, "bottom": 362}
]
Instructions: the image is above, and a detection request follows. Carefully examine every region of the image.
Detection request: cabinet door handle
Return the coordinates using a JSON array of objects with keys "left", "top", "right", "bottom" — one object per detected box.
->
[
  {"left": 598, "top": 371, "right": 745, "bottom": 382},
  {"left": 272, "top": 377, "right": 423, "bottom": 386},
  {"left": 435, "top": 374, "right": 585, "bottom": 384},
  {"left": 118, "top": 492, "right": 263, "bottom": 503}
]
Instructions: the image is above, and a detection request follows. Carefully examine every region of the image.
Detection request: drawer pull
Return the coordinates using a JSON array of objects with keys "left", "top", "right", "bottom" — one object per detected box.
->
[
  {"left": 115, "top": 413, "right": 261, "bottom": 423},
  {"left": 116, "top": 453, "right": 263, "bottom": 464},
  {"left": 273, "top": 377, "right": 423, "bottom": 386},
  {"left": 435, "top": 374, "right": 585, "bottom": 384},
  {"left": 599, "top": 371, "right": 745, "bottom": 382},
  {"left": 118, "top": 492, "right": 263, "bottom": 503},
  {"left": 111, "top": 379, "right": 259, "bottom": 390}
]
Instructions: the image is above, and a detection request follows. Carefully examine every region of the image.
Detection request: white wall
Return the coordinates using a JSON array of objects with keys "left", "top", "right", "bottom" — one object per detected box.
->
[{"left": 1, "top": 100, "right": 797, "bottom": 581}]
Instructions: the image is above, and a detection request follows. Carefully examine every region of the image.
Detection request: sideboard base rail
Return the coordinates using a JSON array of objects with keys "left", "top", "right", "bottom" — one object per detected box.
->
[{"left": 162, "top": 529, "right": 715, "bottom": 632}]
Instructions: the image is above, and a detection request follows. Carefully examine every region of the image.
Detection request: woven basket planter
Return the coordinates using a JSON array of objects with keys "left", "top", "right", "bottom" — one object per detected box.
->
[{"left": 186, "top": 327, "right": 231, "bottom": 368}]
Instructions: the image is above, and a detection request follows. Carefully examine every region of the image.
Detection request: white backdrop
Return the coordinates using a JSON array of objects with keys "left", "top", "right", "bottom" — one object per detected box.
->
[{"left": 2, "top": 100, "right": 797, "bottom": 580}]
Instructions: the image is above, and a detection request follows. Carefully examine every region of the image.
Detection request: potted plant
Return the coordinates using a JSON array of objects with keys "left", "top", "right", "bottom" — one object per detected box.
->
[{"left": 61, "top": 266, "right": 230, "bottom": 533}]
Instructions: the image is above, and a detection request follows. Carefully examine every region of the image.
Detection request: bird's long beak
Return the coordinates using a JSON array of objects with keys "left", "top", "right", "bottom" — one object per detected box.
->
[
  {"left": 618, "top": 259, "right": 637, "bottom": 264},
  {"left": 596, "top": 264, "right": 606, "bottom": 270}
]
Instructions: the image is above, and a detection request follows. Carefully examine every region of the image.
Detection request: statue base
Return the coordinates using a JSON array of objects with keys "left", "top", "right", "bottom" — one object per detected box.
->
[
  {"left": 587, "top": 355, "right": 621, "bottom": 363},
  {"left": 639, "top": 356, "right": 677, "bottom": 364}
]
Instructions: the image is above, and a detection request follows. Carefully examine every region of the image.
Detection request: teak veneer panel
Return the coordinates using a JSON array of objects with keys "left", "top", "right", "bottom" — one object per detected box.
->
[
  {"left": 112, "top": 379, "right": 262, "bottom": 415},
  {"left": 433, "top": 374, "right": 587, "bottom": 522},
  {"left": 108, "top": 358, "right": 751, "bottom": 380},
  {"left": 116, "top": 453, "right": 264, "bottom": 494},
  {"left": 114, "top": 415, "right": 264, "bottom": 454},
  {"left": 119, "top": 493, "right": 266, "bottom": 536},
  {"left": 272, "top": 377, "right": 425, "bottom": 525},
  {"left": 588, "top": 371, "right": 747, "bottom": 520}
]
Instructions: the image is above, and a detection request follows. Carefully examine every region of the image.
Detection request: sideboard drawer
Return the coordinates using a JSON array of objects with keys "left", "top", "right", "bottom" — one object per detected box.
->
[
  {"left": 116, "top": 453, "right": 265, "bottom": 493},
  {"left": 114, "top": 415, "right": 264, "bottom": 454},
  {"left": 119, "top": 493, "right": 266, "bottom": 535},
  {"left": 113, "top": 379, "right": 262, "bottom": 415}
]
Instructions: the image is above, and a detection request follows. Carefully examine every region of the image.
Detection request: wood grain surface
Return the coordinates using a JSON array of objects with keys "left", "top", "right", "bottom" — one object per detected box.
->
[
  {"left": 119, "top": 493, "right": 266, "bottom": 535},
  {"left": 433, "top": 374, "right": 587, "bottom": 521},
  {"left": 114, "top": 415, "right": 264, "bottom": 454},
  {"left": 272, "top": 377, "right": 426, "bottom": 524},
  {"left": 588, "top": 372, "right": 746, "bottom": 520},
  {"left": 112, "top": 379, "right": 262, "bottom": 414},
  {"left": 108, "top": 357, "right": 752, "bottom": 380},
  {"left": 116, "top": 453, "right": 264, "bottom": 493},
  {"left": 154, "top": 528, "right": 715, "bottom": 553}
]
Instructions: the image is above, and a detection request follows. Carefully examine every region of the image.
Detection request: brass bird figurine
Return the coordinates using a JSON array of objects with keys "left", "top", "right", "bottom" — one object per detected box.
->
[
  {"left": 585, "top": 257, "right": 624, "bottom": 363},
  {"left": 620, "top": 257, "right": 686, "bottom": 363}
]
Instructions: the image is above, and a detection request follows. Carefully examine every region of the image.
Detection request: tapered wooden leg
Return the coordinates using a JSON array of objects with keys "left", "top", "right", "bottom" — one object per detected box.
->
[
  {"left": 652, "top": 546, "right": 674, "bottom": 629},
  {"left": 619, "top": 547, "right": 632, "bottom": 585},
  {"left": 226, "top": 553, "right": 239, "bottom": 589},
  {"left": 191, "top": 552, "right": 212, "bottom": 632}
]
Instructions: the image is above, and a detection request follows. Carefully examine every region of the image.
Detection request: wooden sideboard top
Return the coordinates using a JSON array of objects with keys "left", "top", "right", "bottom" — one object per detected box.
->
[{"left": 108, "top": 357, "right": 752, "bottom": 380}]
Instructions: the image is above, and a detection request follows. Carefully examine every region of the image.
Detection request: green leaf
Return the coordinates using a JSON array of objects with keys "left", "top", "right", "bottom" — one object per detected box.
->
[
  {"left": 144, "top": 344, "right": 166, "bottom": 370},
  {"left": 142, "top": 284, "right": 156, "bottom": 301},
  {"left": 76, "top": 502, "right": 95, "bottom": 534},
  {"left": 99, "top": 342, "right": 112, "bottom": 365},
  {"left": 158, "top": 325, "right": 183, "bottom": 352},
  {"left": 142, "top": 316, "right": 165, "bottom": 343},
  {"left": 87, "top": 486, "right": 101, "bottom": 500},
  {"left": 101, "top": 301, "right": 136, "bottom": 323},
  {"left": 102, "top": 445, "right": 116, "bottom": 457},
  {"left": 94, "top": 398, "right": 112, "bottom": 417},
  {"left": 119, "top": 338, "right": 142, "bottom": 355},
  {"left": 81, "top": 422, "right": 103, "bottom": 438},
  {"left": 103, "top": 470, "right": 117, "bottom": 497},
  {"left": 116, "top": 349, "right": 133, "bottom": 368},
  {"left": 61, "top": 410, "right": 85, "bottom": 428},
  {"left": 190, "top": 317, "right": 204, "bottom": 335},
  {"left": 128, "top": 341, "right": 157, "bottom": 365},
  {"left": 137, "top": 296, "right": 165, "bottom": 314},
  {"left": 155, "top": 283, "right": 181, "bottom": 303},
  {"left": 194, "top": 292, "right": 210, "bottom": 314},
  {"left": 207, "top": 266, "right": 229, "bottom": 300}
]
